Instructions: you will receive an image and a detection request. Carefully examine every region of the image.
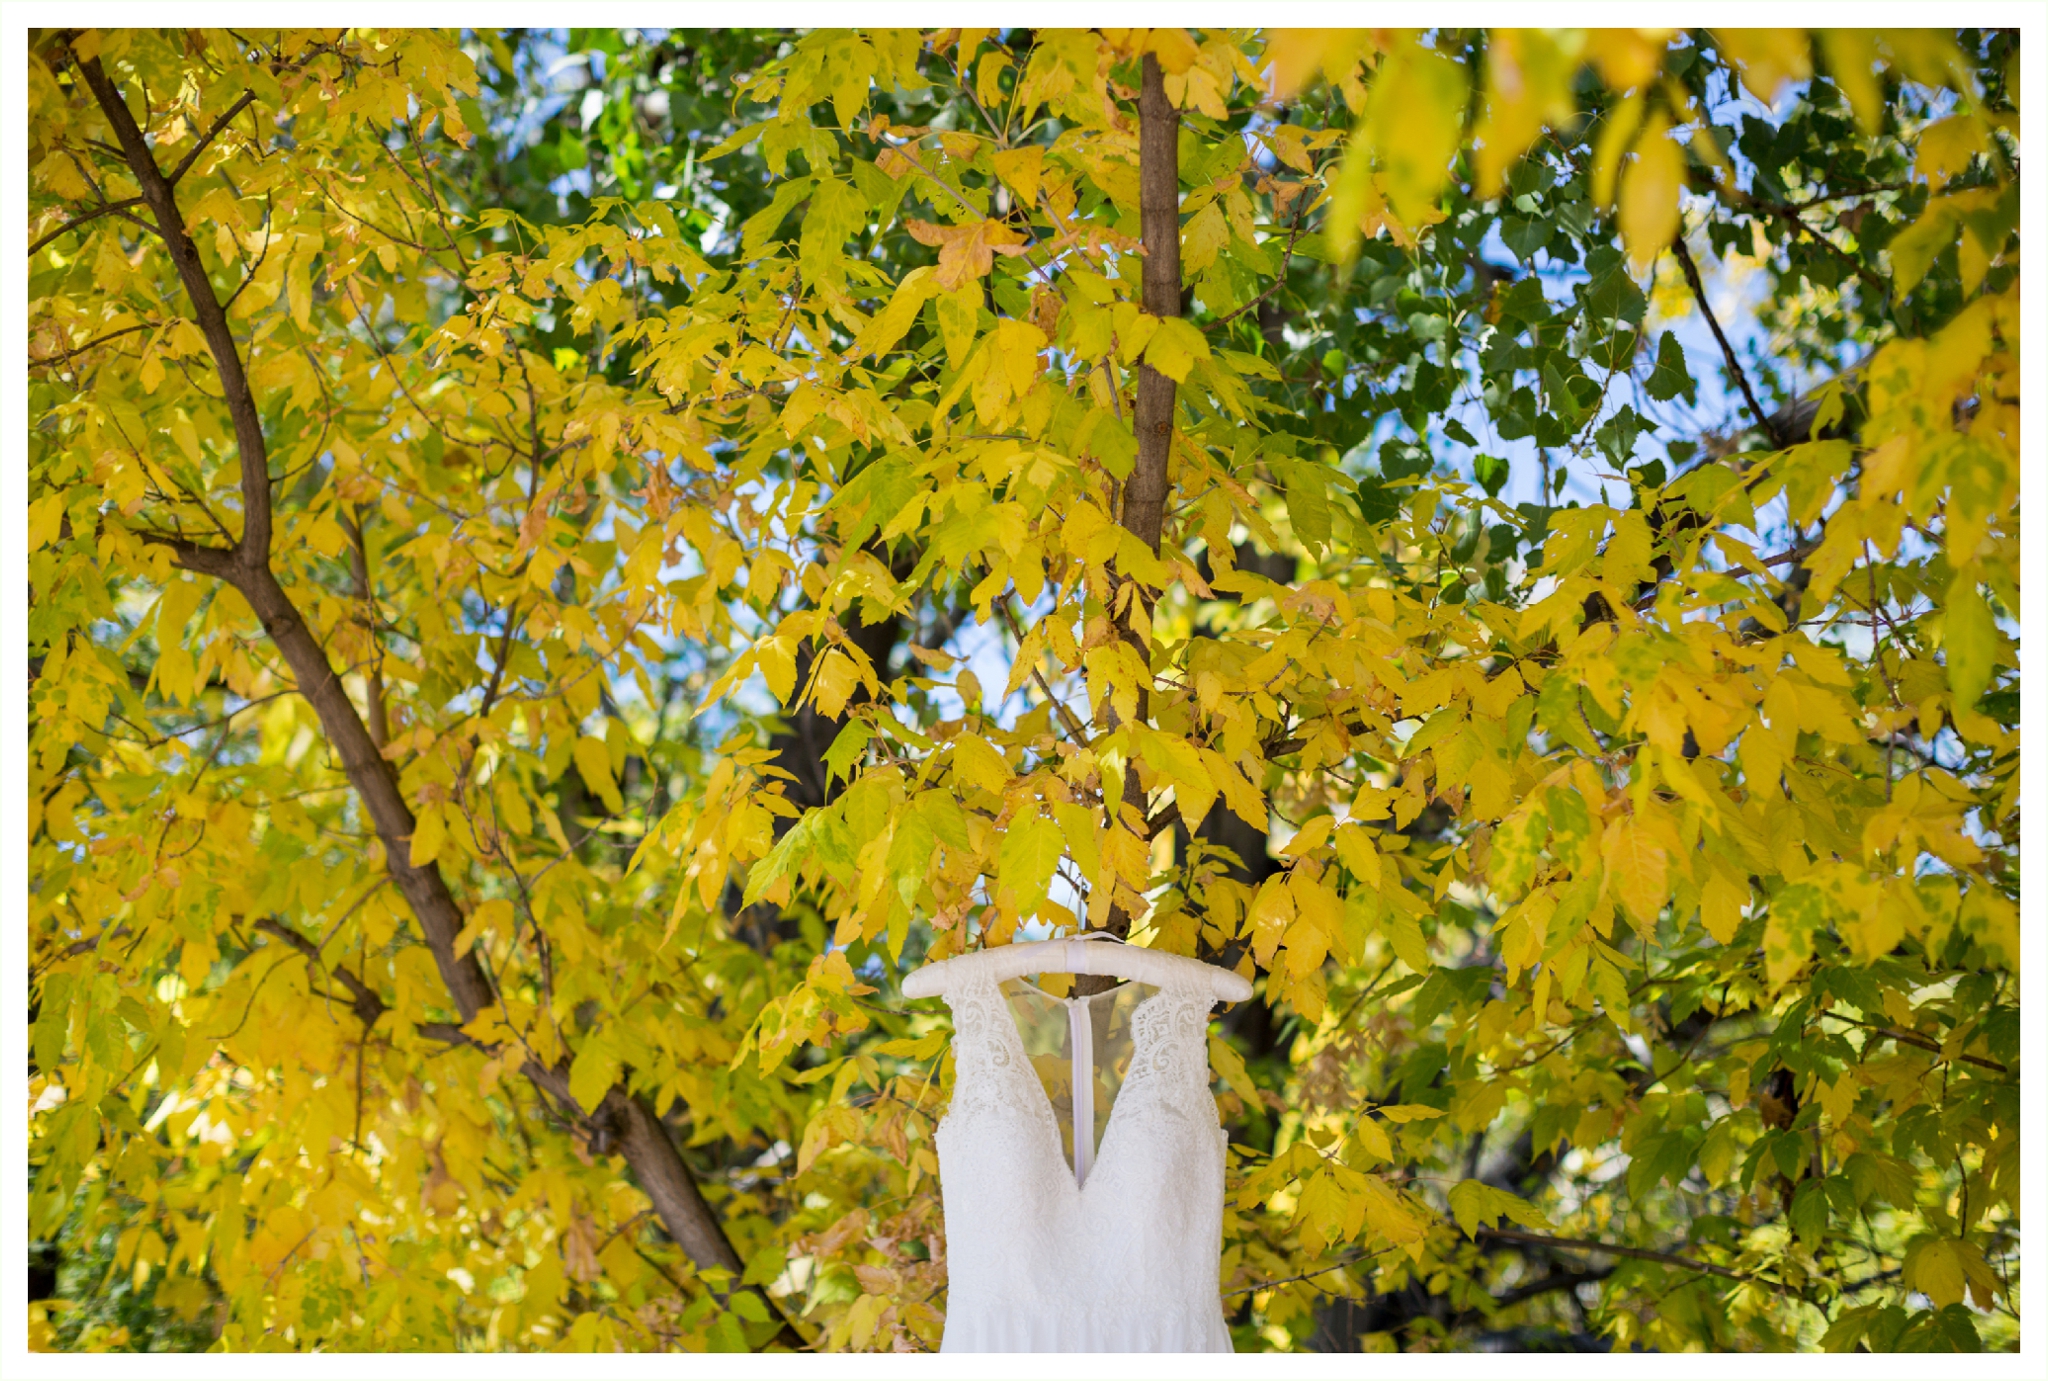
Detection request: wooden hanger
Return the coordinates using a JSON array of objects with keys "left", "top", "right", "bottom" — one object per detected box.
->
[{"left": 902, "top": 932, "right": 1253, "bottom": 1003}]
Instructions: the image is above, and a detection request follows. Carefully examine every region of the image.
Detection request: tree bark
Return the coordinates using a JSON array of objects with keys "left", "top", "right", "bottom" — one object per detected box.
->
[
  {"left": 1086, "top": 51, "right": 1182, "bottom": 967},
  {"left": 74, "top": 50, "right": 271, "bottom": 563},
  {"left": 341, "top": 506, "right": 391, "bottom": 751},
  {"left": 232, "top": 563, "right": 493, "bottom": 1017},
  {"left": 69, "top": 41, "right": 802, "bottom": 1349},
  {"left": 1123, "top": 52, "right": 1182, "bottom": 555}
]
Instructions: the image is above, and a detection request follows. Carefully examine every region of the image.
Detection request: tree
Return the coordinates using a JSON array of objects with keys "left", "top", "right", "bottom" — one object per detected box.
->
[{"left": 26, "top": 26, "right": 2020, "bottom": 1354}]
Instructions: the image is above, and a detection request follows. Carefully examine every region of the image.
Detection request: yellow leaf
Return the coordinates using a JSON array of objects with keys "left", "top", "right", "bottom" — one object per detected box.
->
[
  {"left": 1333, "top": 824, "right": 1382, "bottom": 888},
  {"left": 1903, "top": 1237, "right": 1970, "bottom": 1309},
  {"left": 1181, "top": 201, "right": 1229, "bottom": 272},
  {"left": 1590, "top": 94, "right": 1644, "bottom": 209},
  {"left": 1764, "top": 882, "right": 1825, "bottom": 989},
  {"left": 810, "top": 648, "right": 862, "bottom": 719},
  {"left": 1740, "top": 713, "right": 1787, "bottom": 797},
  {"left": 1450, "top": 1076, "right": 1507, "bottom": 1133},
  {"left": 950, "top": 732, "right": 1012, "bottom": 793},
  {"left": 573, "top": 735, "right": 624, "bottom": 814},
  {"left": 936, "top": 281, "right": 980, "bottom": 371},
  {"left": 1137, "top": 728, "right": 1217, "bottom": 828},
  {"left": 853, "top": 265, "right": 939, "bottom": 357},
  {"left": 1473, "top": 30, "right": 1579, "bottom": 199},
  {"left": 1619, "top": 116, "right": 1683, "bottom": 273},
  {"left": 1496, "top": 888, "right": 1554, "bottom": 979},
  {"left": 1263, "top": 30, "right": 1367, "bottom": 99},
  {"left": 757, "top": 634, "right": 798, "bottom": 704},
  {"left": 1208, "top": 1032, "right": 1260, "bottom": 1105},
  {"left": 455, "top": 898, "right": 515, "bottom": 958},
  {"left": 1601, "top": 509, "right": 1655, "bottom": 587},
  {"left": 410, "top": 802, "right": 447, "bottom": 868},
  {"left": 1956, "top": 887, "right": 2019, "bottom": 968},
  {"left": 1381, "top": 907, "right": 1431, "bottom": 973},
  {"left": 1700, "top": 867, "right": 1746, "bottom": 945},
  {"left": 1141, "top": 316, "right": 1210, "bottom": 383},
  {"left": 1602, "top": 814, "right": 1670, "bottom": 932},
  {"left": 1915, "top": 115, "right": 1987, "bottom": 192},
  {"left": 991, "top": 146, "right": 1043, "bottom": 208},
  {"left": 567, "top": 1034, "right": 622, "bottom": 1116},
  {"left": 1943, "top": 576, "right": 1995, "bottom": 706},
  {"left": 999, "top": 813, "right": 1063, "bottom": 913},
  {"left": 1052, "top": 801, "right": 1101, "bottom": 884},
  {"left": 1584, "top": 30, "right": 1668, "bottom": 91},
  {"left": 1353, "top": 1116, "right": 1393, "bottom": 1164},
  {"left": 1363, "top": 40, "right": 1469, "bottom": 228},
  {"left": 1358, "top": 1174, "right": 1431, "bottom": 1262},
  {"left": 1818, "top": 31, "right": 1883, "bottom": 134},
  {"left": 989, "top": 317, "right": 1047, "bottom": 401},
  {"left": 27, "top": 494, "right": 67, "bottom": 552},
  {"left": 975, "top": 49, "right": 1012, "bottom": 111},
  {"left": 1139, "top": 26, "right": 1200, "bottom": 76},
  {"left": 904, "top": 217, "right": 1028, "bottom": 289},
  {"left": 1281, "top": 813, "right": 1334, "bottom": 858},
  {"left": 1714, "top": 28, "right": 1811, "bottom": 107},
  {"left": 1205, "top": 749, "right": 1267, "bottom": 828},
  {"left": 1247, "top": 876, "right": 1293, "bottom": 965}
]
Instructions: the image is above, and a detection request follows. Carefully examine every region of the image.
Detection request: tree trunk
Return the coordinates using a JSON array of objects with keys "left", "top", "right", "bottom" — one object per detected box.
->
[
  {"left": 1122, "top": 52, "right": 1182, "bottom": 556},
  {"left": 1085, "top": 50, "right": 1181, "bottom": 975}
]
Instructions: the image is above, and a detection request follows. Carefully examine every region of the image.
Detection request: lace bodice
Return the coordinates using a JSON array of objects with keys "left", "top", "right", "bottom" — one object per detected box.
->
[{"left": 933, "top": 967, "right": 1233, "bottom": 1352}]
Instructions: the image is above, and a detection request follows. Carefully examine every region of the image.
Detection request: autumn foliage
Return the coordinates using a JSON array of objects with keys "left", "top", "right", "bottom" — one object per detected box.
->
[{"left": 26, "top": 26, "right": 2020, "bottom": 1354}]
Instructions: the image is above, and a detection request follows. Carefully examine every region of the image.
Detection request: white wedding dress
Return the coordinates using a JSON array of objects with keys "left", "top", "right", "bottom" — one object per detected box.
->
[{"left": 932, "top": 966, "right": 1234, "bottom": 1352}]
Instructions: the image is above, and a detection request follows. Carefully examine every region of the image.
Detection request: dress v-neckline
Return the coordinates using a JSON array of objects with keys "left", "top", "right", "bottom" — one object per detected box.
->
[{"left": 982, "top": 976, "right": 1169, "bottom": 1192}]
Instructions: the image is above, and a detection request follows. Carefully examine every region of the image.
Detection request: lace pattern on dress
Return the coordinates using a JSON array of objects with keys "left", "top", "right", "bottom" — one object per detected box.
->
[{"left": 931, "top": 963, "right": 1232, "bottom": 1353}]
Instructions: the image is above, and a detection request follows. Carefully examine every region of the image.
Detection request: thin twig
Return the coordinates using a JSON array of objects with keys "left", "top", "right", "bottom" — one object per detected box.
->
[
  {"left": 1211, "top": 191, "right": 1311, "bottom": 332},
  {"left": 28, "top": 322, "right": 152, "bottom": 370},
  {"left": 1474, "top": 1227, "right": 1800, "bottom": 1296},
  {"left": 166, "top": 89, "right": 258, "bottom": 186},
  {"left": 1669, "top": 229, "right": 1779, "bottom": 447},
  {"left": 28, "top": 198, "right": 144, "bottom": 257},
  {"left": 996, "top": 598, "right": 1090, "bottom": 742},
  {"left": 1817, "top": 1010, "right": 2009, "bottom": 1073},
  {"left": 1226, "top": 1247, "right": 1392, "bottom": 1297}
]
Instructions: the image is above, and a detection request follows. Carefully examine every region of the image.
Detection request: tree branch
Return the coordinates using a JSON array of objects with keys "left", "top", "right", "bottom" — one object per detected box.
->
[
  {"left": 1818, "top": 1010, "right": 2009, "bottom": 1074},
  {"left": 166, "top": 89, "right": 258, "bottom": 187},
  {"left": 1670, "top": 229, "right": 1780, "bottom": 448},
  {"left": 72, "top": 45, "right": 275, "bottom": 560},
  {"left": 1211, "top": 190, "right": 1309, "bottom": 332},
  {"left": 1474, "top": 1226, "right": 1801, "bottom": 1296},
  {"left": 253, "top": 918, "right": 808, "bottom": 1348},
  {"left": 28, "top": 322, "right": 152, "bottom": 371},
  {"left": 28, "top": 198, "right": 144, "bottom": 257},
  {"left": 338, "top": 506, "right": 391, "bottom": 751}
]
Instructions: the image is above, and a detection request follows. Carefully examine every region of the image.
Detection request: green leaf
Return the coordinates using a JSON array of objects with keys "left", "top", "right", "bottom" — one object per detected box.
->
[
  {"left": 744, "top": 810, "right": 820, "bottom": 906},
  {"left": 1790, "top": 1178, "right": 1830, "bottom": 1246},
  {"left": 1473, "top": 453, "right": 1510, "bottom": 497},
  {"left": 823, "top": 719, "right": 870, "bottom": 786},
  {"left": 739, "top": 175, "right": 815, "bottom": 259}
]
